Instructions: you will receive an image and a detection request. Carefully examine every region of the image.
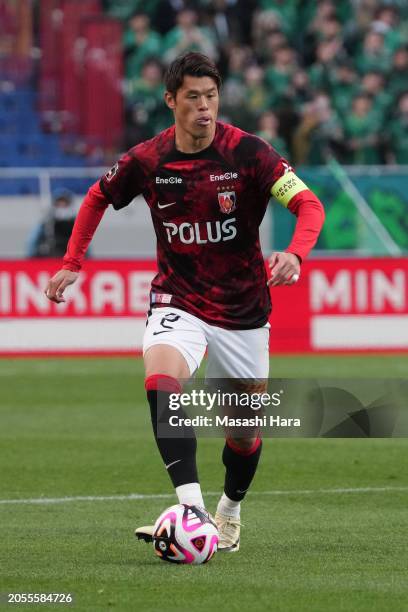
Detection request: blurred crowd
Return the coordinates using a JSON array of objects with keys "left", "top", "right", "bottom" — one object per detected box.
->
[{"left": 107, "top": 0, "right": 408, "bottom": 165}]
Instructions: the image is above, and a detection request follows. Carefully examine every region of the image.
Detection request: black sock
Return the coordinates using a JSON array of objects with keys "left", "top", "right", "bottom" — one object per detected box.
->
[
  {"left": 147, "top": 389, "right": 199, "bottom": 488},
  {"left": 222, "top": 438, "right": 262, "bottom": 502}
]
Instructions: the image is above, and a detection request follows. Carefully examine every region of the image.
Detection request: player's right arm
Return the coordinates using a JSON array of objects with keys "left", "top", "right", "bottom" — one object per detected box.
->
[
  {"left": 45, "top": 149, "right": 146, "bottom": 303},
  {"left": 44, "top": 181, "right": 109, "bottom": 303}
]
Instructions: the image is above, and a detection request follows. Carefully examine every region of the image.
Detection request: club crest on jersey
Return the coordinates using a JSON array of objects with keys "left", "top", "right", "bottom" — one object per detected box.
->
[{"left": 217, "top": 188, "right": 236, "bottom": 214}]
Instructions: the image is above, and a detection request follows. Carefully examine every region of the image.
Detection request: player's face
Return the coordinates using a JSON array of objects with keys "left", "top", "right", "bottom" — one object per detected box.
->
[{"left": 165, "top": 75, "right": 219, "bottom": 141}]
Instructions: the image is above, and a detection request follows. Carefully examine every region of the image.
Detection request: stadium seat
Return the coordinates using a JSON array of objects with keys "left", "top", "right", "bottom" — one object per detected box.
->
[{"left": 0, "top": 87, "right": 89, "bottom": 193}]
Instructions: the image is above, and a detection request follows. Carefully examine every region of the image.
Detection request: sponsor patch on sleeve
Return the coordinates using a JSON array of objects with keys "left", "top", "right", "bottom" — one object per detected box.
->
[
  {"left": 270, "top": 171, "right": 308, "bottom": 207},
  {"left": 105, "top": 162, "right": 119, "bottom": 182}
]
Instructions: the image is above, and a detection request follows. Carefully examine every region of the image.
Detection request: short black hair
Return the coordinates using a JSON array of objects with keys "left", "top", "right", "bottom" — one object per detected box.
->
[{"left": 164, "top": 52, "right": 221, "bottom": 96}]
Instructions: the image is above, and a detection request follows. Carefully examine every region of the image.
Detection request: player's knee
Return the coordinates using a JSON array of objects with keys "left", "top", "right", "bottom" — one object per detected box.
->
[{"left": 144, "top": 345, "right": 190, "bottom": 379}]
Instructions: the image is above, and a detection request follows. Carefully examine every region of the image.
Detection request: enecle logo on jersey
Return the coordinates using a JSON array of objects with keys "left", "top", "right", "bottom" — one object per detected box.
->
[
  {"left": 155, "top": 176, "right": 182, "bottom": 184},
  {"left": 163, "top": 218, "right": 237, "bottom": 245},
  {"left": 210, "top": 172, "right": 238, "bottom": 182}
]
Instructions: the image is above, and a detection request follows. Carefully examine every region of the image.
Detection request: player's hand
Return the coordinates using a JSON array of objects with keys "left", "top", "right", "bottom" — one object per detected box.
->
[
  {"left": 44, "top": 269, "right": 79, "bottom": 303},
  {"left": 267, "top": 252, "right": 300, "bottom": 287}
]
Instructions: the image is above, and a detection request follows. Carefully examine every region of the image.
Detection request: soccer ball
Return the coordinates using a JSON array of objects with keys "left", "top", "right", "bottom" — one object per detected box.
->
[{"left": 153, "top": 504, "right": 219, "bottom": 564}]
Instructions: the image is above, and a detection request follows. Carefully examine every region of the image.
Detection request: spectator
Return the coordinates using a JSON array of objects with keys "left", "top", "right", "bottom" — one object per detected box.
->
[
  {"left": 223, "top": 0, "right": 260, "bottom": 46},
  {"left": 123, "top": 12, "right": 162, "bottom": 79},
  {"left": 343, "top": 94, "right": 382, "bottom": 164},
  {"left": 105, "top": 0, "right": 161, "bottom": 21},
  {"left": 353, "top": 0, "right": 380, "bottom": 31},
  {"left": 221, "top": 45, "right": 254, "bottom": 126},
  {"left": 242, "top": 64, "right": 270, "bottom": 128},
  {"left": 256, "top": 110, "right": 288, "bottom": 157},
  {"left": 265, "top": 46, "right": 298, "bottom": 106},
  {"left": 371, "top": 5, "right": 403, "bottom": 53},
  {"left": 388, "top": 46, "right": 408, "bottom": 99},
  {"left": 308, "top": 39, "right": 343, "bottom": 90},
  {"left": 202, "top": 1, "right": 253, "bottom": 75},
  {"left": 224, "top": 43, "right": 254, "bottom": 83},
  {"left": 252, "top": 9, "right": 284, "bottom": 57},
  {"left": 162, "top": 8, "right": 218, "bottom": 64},
  {"left": 204, "top": 0, "right": 239, "bottom": 49},
  {"left": 292, "top": 93, "right": 343, "bottom": 165},
  {"left": 125, "top": 58, "right": 170, "bottom": 145},
  {"left": 328, "top": 60, "right": 358, "bottom": 115},
  {"left": 150, "top": 0, "right": 196, "bottom": 35},
  {"left": 301, "top": 0, "right": 338, "bottom": 64},
  {"left": 256, "top": 1, "right": 298, "bottom": 42},
  {"left": 360, "top": 70, "right": 391, "bottom": 119},
  {"left": 289, "top": 69, "right": 314, "bottom": 112},
  {"left": 318, "top": 16, "right": 343, "bottom": 42},
  {"left": 261, "top": 30, "right": 289, "bottom": 63},
  {"left": 356, "top": 30, "right": 391, "bottom": 74},
  {"left": 387, "top": 91, "right": 408, "bottom": 164},
  {"left": 305, "top": 0, "right": 338, "bottom": 32},
  {"left": 27, "top": 189, "right": 78, "bottom": 258}
]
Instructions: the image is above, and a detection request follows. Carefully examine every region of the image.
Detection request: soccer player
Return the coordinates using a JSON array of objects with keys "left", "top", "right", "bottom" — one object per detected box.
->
[{"left": 44, "top": 53, "right": 324, "bottom": 553}]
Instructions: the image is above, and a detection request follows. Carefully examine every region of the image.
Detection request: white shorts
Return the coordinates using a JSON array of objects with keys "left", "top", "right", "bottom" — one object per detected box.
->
[{"left": 143, "top": 307, "right": 270, "bottom": 379}]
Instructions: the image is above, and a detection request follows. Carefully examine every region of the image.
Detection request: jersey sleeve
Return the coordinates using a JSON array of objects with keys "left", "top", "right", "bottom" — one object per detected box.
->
[
  {"left": 254, "top": 137, "right": 309, "bottom": 205},
  {"left": 99, "top": 148, "right": 146, "bottom": 210},
  {"left": 284, "top": 191, "right": 325, "bottom": 261},
  {"left": 62, "top": 181, "right": 109, "bottom": 272},
  {"left": 253, "top": 136, "right": 324, "bottom": 261}
]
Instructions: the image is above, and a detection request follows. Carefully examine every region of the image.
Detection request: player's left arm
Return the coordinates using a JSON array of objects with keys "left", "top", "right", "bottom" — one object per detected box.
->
[{"left": 268, "top": 170, "right": 325, "bottom": 286}]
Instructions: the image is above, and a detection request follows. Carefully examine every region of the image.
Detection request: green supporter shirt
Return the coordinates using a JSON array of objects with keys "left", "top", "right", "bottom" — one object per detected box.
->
[
  {"left": 356, "top": 50, "right": 392, "bottom": 75},
  {"left": 343, "top": 110, "right": 382, "bottom": 164},
  {"left": 369, "top": 91, "right": 392, "bottom": 121},
  {"left": 306, "top": 117, "right": 343, "bottom": 165},
  {"left": 330, "top": 82, "right": 359, "bottom": 115},
  {"left": 265, "top": 66, "right": 295, "bottom": 103},
  {"left": 298, "top": 0, "right": 352, "bottom": 30},
  {"left": 256, "top": 131, "right": 289, "bottom": 158},
  {"left": 125, "top": 80, "right": 170, "bottom": 136},
  {"left": 389, "top": 69, "right": 408, "bottom": 99},
  {"left": 388, "top": 117, "right": 408, "bottom": 164},
  {"left": 257, "top": 0, "right": 299, "bottom": 40},
  {"left": 106, "top": 0, "right": 160, "bottom": 20},
  {"left": 308, "top": 64, "right": 331, "bottom": 91},
  {"left": 246, "top": 85, "right": 270, "bottom": 116},
  {"left": 124, "top": 31, "right": 162, "bottom": 79},
  {"left": 162, "top": 26, "right": 216, "bottom": 63},
  {"left": 384, "top": 28, "right": 404, "bottom": 54}
]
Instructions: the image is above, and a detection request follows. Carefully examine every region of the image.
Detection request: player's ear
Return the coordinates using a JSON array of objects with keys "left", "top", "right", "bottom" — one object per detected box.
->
[{"left": 164, "top": 91, "right": 176, "bottom": 110}]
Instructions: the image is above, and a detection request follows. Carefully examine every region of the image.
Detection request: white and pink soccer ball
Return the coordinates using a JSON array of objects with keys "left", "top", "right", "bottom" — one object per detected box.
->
[{"left": 153, "top": 504, "right": 219, "bottom": 565}]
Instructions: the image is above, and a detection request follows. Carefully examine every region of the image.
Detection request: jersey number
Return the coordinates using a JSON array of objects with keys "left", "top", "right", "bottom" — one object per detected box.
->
[{"left": 152, "top": 313, "right": 181, "bottom": 335}]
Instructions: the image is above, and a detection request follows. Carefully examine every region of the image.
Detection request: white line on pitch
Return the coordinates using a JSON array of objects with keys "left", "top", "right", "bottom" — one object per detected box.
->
[{"left": 0, "top": 486, "right": 407, "bottom": 506}]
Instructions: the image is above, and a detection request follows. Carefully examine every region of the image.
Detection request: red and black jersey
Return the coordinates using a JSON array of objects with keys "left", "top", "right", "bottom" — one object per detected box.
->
[{"left": 99, "top": 121, "right": 292, "bottom": 329}]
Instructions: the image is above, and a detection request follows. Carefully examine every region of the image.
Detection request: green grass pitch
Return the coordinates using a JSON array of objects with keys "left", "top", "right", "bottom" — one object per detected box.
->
[{"left": 1, "top": 355, "right": 407, "bottom": 611}]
